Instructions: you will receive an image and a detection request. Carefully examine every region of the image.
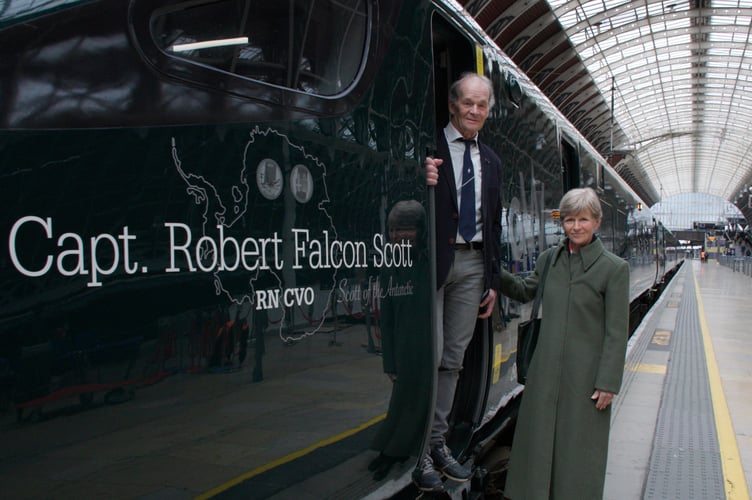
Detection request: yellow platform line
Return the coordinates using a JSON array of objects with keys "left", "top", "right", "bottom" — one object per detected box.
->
[
  {"left": 195, "top": 413, "right": 387, "bottom": 499},
  {"left": 632, "top": 363, "right": 667, "bottom": 375},
  {"left": 694, "top": 271, "right": 750, "bottom": 500}
]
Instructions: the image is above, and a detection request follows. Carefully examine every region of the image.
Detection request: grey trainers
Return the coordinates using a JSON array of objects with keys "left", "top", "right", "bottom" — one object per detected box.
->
[
  {"left": 412, "top": 454, "right": 444, "bottom": 492},
  {"left": 431, "top": 444, "right": 472, "bottom": 482}
]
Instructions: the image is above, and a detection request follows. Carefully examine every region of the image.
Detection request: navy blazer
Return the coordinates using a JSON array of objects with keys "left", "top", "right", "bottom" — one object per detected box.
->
[{"left": 434, "top": 131, "right": 503, "bottom": 291}]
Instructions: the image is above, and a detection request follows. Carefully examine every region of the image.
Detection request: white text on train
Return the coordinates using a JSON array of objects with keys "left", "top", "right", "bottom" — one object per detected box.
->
[{"left": 9, "top": 215, "right": 140, "bottom": 287}]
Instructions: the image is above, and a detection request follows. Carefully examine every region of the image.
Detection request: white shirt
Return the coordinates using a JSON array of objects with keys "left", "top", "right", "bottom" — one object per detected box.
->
[{"left": 444, "top": 123, "right": 482, "bottom": 243}]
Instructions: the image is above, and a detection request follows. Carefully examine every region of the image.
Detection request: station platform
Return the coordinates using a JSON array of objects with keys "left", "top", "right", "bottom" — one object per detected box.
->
[{"left": 604, "top": 259, "right": 752, "bottom": 500}]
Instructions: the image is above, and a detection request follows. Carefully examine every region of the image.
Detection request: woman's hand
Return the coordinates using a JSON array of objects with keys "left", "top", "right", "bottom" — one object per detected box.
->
[
  {"left": 591, "top": 389, "right": 614, "bottom": 410},
  {"left": 478, "top": 289, "right": 496, "bottom": 319}
]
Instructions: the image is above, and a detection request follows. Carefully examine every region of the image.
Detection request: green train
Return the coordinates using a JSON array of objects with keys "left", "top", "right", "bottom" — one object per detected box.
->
[{"left": 0, "top": 1, "right": 680, "bottom": 498}]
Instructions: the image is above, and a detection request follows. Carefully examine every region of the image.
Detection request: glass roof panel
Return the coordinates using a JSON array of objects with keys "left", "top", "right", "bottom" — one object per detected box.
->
[{"left": 546, "top": 0, "right": 752, "bottom": 202}]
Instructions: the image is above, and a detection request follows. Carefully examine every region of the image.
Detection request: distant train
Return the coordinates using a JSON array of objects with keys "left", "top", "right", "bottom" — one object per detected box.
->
[{"left": 0, "top": 0, "right": 680, "bottom": 498}]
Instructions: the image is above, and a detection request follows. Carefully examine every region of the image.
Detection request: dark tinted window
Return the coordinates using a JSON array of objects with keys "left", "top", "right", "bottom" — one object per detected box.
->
[{"left": 151, "top": 0, "right": 368, "bottom": 96}]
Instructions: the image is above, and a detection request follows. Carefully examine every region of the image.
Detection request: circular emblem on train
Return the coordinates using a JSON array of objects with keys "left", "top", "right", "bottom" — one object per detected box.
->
[
  {"left": 256, "top": 158, "right": 283, "bottom": 200},
  {"left": 290, "top": 164, "right": 313, "bottom": 203}
]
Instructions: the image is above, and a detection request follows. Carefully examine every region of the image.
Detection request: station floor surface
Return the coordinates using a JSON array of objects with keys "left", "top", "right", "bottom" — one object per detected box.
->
[{"left": 604, "top": 259, "right": 752, "bottom": 500}]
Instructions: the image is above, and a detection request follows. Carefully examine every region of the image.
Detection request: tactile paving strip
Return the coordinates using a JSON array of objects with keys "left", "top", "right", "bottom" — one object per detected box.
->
[{"left": 642, "top": 273, "right": 725, "bottom": 499}]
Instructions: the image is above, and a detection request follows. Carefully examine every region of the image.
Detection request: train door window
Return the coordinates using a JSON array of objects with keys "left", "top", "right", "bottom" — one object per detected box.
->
[
  {"left": 561, "top": 138, "right": 580, "bottom": 192},
  {"left": 150, "top": 0, "right": 369, "bottom": 96},
  {"left": 431, "top": 14, "right": 475, "bottom": 129}
]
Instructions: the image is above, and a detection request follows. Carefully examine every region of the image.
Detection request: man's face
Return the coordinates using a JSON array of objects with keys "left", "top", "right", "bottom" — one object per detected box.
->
[{"left": 449, "top": 77, "right": 490, "bottom": 139}]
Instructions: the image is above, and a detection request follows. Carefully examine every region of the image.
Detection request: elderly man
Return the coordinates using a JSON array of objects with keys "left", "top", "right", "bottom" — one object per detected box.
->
[{"left": 417, "top": 72, "right": 503, "bottom": 492}]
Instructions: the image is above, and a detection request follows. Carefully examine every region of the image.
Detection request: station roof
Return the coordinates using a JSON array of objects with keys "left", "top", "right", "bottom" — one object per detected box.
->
[{"left": 458, "top": 0, "right": 752, "bottom": 222}]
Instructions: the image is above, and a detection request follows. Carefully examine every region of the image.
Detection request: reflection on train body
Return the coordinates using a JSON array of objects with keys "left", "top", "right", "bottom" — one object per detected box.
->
[{"left": 0, "top": 1, "right": 680, "bottom": 498}]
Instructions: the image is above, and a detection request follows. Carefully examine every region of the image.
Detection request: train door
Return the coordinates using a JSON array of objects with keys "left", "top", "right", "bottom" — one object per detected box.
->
[{"left": 430, "top": 11, "right": 493, "bottom": 459}]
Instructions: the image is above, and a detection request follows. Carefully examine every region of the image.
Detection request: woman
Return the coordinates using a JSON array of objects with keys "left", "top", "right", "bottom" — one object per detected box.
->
[{"left": 502, "top": 187, "right": 629, "bottom": 500}]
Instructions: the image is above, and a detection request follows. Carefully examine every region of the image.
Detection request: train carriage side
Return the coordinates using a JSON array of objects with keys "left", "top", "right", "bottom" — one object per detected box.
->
[
  {"left": 0, "top": 1, "right": 460, "bottom": 498},
  {"left": 0, "top": 0, "right": 683, "bottom": 498}
]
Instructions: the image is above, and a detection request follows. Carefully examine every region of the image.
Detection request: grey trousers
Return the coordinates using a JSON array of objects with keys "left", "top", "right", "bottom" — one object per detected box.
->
[{"left": 430, "top": 248, "right": 484, "bottom": 445}]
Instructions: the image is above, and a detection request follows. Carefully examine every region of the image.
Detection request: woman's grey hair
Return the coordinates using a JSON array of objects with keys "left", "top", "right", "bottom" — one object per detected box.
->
[
  {"left": 559, "top": 187, "right": 602, "bottom": 221},
  {"left": 449, "top": 73, "right": 495, "bottom": 109}
]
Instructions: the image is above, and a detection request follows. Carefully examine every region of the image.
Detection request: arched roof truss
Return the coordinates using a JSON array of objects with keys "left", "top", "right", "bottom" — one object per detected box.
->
[{"left": 460, "top": 0, "right": 752, "bottom": 220}]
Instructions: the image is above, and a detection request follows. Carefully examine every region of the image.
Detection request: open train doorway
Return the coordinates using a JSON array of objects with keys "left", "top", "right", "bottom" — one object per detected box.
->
[
  {"left": 430, "top": 11, "right": 493, "bottom": 461},
  {"left": 431, "top": 14, "right": 476, "bottom": 130}
]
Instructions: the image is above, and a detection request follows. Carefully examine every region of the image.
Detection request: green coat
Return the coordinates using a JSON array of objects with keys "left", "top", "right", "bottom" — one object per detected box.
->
[{"left": 502, "top": 237, "right": 629, "bottom": 500}]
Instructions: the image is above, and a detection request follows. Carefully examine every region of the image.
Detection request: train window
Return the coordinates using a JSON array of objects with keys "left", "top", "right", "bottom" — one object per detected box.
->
[
  {"left": 560, "top": 138, "right": 580, "bottom": 191},
  {"left": 150, "top": 0, "right": 368, "bottom": 96}
]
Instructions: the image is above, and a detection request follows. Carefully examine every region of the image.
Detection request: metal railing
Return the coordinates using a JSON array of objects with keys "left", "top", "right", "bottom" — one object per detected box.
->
[{"left": 717, "top": 254, "right": 752, "bottom": 277}]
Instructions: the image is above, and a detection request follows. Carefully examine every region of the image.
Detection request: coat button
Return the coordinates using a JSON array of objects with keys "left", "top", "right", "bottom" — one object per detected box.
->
[
  {"left": 452, "top": 212, "right": 459, "bottom": 220},
  {"left": 449, "top": 238, "right": 455, "bottom": 244}
]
